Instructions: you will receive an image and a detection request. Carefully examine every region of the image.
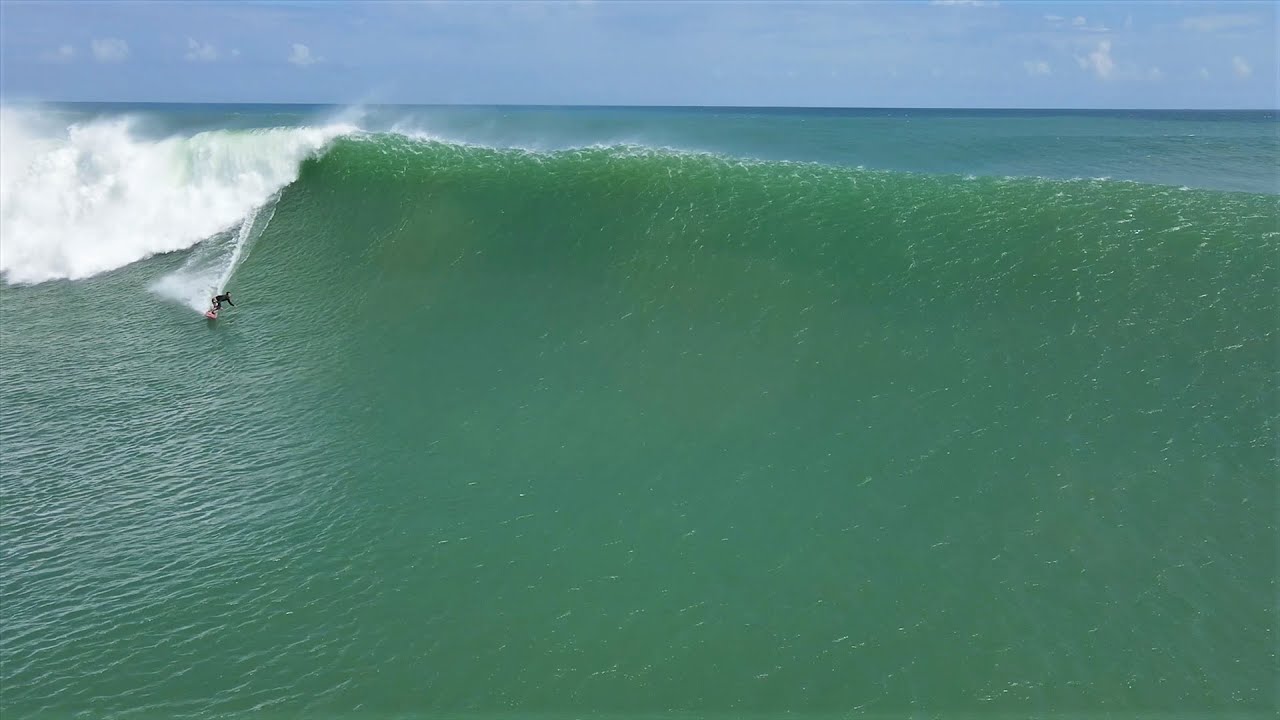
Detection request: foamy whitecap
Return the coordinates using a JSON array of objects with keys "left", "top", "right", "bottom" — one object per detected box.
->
[{"left": 0, "top": 105, "right": 354, "bottom": 284}]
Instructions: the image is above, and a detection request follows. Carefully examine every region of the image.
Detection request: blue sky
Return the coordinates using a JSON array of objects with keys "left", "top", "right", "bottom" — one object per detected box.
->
[{"left": 0, "top": 0, "right": 1275, "bottom": 108}]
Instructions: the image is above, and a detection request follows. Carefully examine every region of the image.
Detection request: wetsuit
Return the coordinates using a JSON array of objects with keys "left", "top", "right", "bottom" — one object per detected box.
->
[{"left": 212, "top": 293, "right": 234, "bottom": 310}]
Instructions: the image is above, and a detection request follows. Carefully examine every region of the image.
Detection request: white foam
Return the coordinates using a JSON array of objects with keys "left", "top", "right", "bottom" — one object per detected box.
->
[
  {"left": 384, "top": 117, "right": 660, "bottom": 156},
  {"left": 0, "top": 105, "right": 354, "bottom": 285}
]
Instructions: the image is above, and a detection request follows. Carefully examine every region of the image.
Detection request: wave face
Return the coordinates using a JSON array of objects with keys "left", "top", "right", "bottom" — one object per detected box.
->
[
  {"left": 0, "top": 106, "right": 352, "bottom": 284},
  {"left": 1, "top": 105, "right": 1277, "bottom": 718}
]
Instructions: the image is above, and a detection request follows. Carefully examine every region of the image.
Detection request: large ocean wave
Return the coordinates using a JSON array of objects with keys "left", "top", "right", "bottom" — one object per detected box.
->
[{"left": 2, "top": 104, "right": 1275, "bottom": 295}]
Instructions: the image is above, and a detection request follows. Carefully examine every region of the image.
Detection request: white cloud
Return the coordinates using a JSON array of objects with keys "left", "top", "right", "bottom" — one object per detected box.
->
[
  {"left": 288, "top": 43, "right": 319, "bottom": 67},
  {"left": 1198, "top": 67, "right": 1210, "bottom": 79},
  {"left": 1060, "top": 15, "right": 1109, "bottom": 32},
  {"left": 185, "top": 38, "right": 218, "bottom": 62},
  {"left": 1076, "top": 40, "right": 1114, "bottom": 80},
  {"left": 1149, "top": 66, "right": 1163, "bottom": 81},
  {"left": 1233, "top": 56, "right": 1252, "bottom": 78},
  {"left": 1023, "top": 60, "right": 1051, "bottom": 76},
  {"left": 231, "top": 48, "right": 241, "bottom": 58},
  {"left": 91, "top": 37, "right": 129, "bottom": 63},
  {"left": 40, "top": 44, "right": 75, "bottom": 63},
  {"left": 1182, "top": 15, "right": 1259, "bottom": 33}
]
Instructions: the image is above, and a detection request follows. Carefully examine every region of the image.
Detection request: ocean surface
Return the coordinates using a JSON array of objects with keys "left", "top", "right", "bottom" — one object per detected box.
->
[{"left": 1, "top": 103, "right": 1276, "bottom": 719}]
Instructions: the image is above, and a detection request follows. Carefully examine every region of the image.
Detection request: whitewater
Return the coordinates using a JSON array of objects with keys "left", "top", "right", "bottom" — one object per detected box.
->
[{"left": 0, "top": 106, "right": 354, "bottom": 297}]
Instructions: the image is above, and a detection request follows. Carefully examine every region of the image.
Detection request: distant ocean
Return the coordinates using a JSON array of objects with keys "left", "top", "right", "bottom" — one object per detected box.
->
[{"left": 1, "top": 103, "right": 1276, "bottom": 718}]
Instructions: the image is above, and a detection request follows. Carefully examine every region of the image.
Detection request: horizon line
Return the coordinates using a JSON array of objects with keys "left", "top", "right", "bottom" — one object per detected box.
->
[{"left": 2, "top": 99, "right": 1276, "bottom": 113}]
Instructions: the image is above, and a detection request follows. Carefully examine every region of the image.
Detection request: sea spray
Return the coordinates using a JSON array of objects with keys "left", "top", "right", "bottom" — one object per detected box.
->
[{"left": 149, "top": 195, "right": 278, "bottom": 312}]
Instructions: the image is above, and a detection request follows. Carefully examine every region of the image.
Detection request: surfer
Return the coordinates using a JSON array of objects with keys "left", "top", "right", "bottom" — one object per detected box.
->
[{"left": 210, "top": 292, "right": 234, "bottom": 312}]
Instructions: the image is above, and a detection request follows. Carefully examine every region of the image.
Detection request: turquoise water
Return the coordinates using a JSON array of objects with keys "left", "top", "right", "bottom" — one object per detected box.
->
[{"left": 1, "top": 104, "right": 1277, "bottom": 718}]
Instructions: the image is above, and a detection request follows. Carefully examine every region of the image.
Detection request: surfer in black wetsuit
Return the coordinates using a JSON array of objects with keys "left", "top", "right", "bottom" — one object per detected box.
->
[{"left": 211, "top": 292, "right": 234, "bottom": 311}]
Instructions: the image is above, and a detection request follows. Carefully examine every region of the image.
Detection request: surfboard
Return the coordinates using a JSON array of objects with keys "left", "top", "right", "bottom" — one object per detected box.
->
[{"left": 205, "top": 309, "right": 218, "bottom": 320}]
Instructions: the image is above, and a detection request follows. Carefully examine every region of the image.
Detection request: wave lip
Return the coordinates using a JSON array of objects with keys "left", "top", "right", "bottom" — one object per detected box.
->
[{"left": 0, "top": 107, "right": 354, "bottom": 285}]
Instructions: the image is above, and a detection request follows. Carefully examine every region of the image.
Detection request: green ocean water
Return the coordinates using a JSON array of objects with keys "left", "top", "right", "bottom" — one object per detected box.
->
[{"left": 1, "top": 105, "right": 1277, "bottom": 718}]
